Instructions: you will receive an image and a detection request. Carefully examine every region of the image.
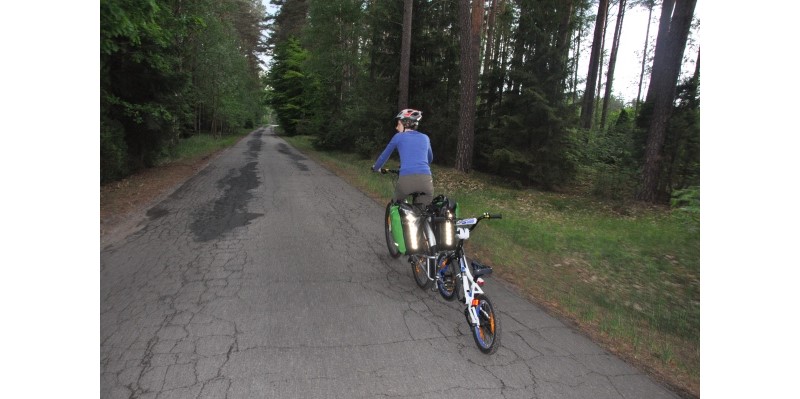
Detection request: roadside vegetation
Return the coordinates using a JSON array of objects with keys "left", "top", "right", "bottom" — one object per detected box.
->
[
  {"left": 156, "top": 130, "right": 253, "bottom": 166},
  {"left": 283, "top": 134, "right": 700, "bottom": 396}
]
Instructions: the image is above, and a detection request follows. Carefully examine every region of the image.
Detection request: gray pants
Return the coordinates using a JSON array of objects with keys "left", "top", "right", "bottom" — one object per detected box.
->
[{"left": 394, "top": 174, "right": 434, "bottom": 206}]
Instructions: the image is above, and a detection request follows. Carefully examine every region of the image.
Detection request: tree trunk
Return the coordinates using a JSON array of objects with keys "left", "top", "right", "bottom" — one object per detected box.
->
[
  {"left": 398, "top": 0, "right": 413, "bottom": 110},
  {"left": 600, "top": 0, "right": 626, "bottom": 129},
  {"left": 482, "top": 0, "right": 499, "bottom": 76},
  {"left": 637, "top": 0, "right": 697, "bottom": 202},
  {"left": 645, "top": 0, "right": 675, "bottom": 103},
  {"left": 594, "top": 3, "right": 610, "bottom": 127},
  {"left": 555, "top": 0, "right": 574, "bottom": 100},
  {"left": 636, "top": 2, "right": 654, "bottom": 112},
  {"left": 579, "top": 0, "right": 609, "bottom": 129},
  {"left": 455, "top": 0, "right": 483, "bottom": 172},
  {"left": 572, "top": 6, "right": 585, "bottom": 104}
]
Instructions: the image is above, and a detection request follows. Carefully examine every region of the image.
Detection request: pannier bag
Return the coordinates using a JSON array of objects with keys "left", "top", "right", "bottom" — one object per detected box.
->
[
  {"left": 398, "top": 202, "right": 425, "bottom": 255},
  {"left": 389, "top": 203, "right": 425, "bottom": 255},
  {"left": 430, "top": 195, "right": 459, "bottom": 250},
  {"left": 389, "top": 204, "right": 406, "bottom": 254}
]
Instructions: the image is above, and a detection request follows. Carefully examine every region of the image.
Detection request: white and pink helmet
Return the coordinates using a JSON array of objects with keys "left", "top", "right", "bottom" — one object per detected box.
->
[{"left": 395, "top": 108, "right": 422, "bottom": 129}]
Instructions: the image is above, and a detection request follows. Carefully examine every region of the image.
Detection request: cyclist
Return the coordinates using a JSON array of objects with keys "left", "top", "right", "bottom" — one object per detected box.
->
[{"left": 372, "top": 109, "right": 434, "bottom": 206}]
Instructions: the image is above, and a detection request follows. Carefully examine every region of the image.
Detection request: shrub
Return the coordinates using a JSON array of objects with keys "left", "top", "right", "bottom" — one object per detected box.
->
[{"left": 100, "top": 117, "right": 130, "bottom": 184}]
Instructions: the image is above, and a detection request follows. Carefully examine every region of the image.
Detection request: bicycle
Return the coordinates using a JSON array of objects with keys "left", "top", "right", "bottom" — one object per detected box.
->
[
  {"left": 432, "top": 213, "right": 502, "bottom": 353},
  {"left": 378, "top": 168, "right": 502, "bottom": 354},
  {"left": 378, "top": 168, "right": 438, "bottom": 290}
]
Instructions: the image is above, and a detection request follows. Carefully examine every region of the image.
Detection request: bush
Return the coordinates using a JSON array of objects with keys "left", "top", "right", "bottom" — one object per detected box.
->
[
  {"left": 100, "top": 117, "right": 129, "bottom": 184},
  {"left": 354, "top": 135, "right": 381, "bottom": 160},
  {"left": 670, "top": 186, "right": 700, "bottom": 225},
  {"left": 590, "top": 163, "right": 637, "bottom": 200}
]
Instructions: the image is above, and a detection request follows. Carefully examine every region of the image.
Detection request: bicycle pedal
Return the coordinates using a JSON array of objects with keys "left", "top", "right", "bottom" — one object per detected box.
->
[{"left": 471, "top": 260, "right": 493, "bottom": 278}]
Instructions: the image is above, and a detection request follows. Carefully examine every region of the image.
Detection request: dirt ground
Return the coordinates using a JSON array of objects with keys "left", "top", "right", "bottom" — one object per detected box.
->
[{"left": 100, "top": 154, "right": 218, "bottom": 247}]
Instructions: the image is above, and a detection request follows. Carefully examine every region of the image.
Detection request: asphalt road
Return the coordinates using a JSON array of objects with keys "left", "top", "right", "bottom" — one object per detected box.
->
[{"left": 100, "top": 127, "right": 681, "bottom": 399}]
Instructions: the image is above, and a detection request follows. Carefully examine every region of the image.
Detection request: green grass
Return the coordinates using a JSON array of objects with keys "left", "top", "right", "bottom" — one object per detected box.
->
[
  {"left": 157, "top": 129, "right": 253, "bottom": 165},
  {"left": 283, "top": 134, "right": 700, "bottom": 393}
]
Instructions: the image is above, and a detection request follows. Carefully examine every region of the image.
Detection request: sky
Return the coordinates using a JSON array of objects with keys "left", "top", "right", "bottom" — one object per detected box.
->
[{"left": 588, "top": 1, "right": 701, "bottom": 104}]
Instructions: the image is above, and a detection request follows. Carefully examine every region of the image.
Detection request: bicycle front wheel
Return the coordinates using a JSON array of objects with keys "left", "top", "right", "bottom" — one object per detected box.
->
[
  {"left": 436, "top": 254, "right": 458, "bottom": 301},
  {"left": 385, "top": 203, "right": 401, "bottom": 258},
  {"left": 471, "top": 294, "right": 501, "bottom": 354}
]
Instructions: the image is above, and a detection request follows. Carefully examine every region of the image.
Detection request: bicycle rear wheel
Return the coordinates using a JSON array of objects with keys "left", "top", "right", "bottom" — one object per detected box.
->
[
  {"left": 410, "top": 255, "right": 431, "bottom": 289},
  {"left": 410, "top": 232, "right": 432, "bottom": 289},
  {"left": 471, "top": 294, "right": 501, "bottom": 354},
  {"left": 385, "top": 203, "right": 401, "bottom": 258}
]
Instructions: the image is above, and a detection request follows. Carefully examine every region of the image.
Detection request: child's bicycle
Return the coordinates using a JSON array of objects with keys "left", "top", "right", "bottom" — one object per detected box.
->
[
  {"left": 377, "top": 168, "right": 502, "bottom": 354},
  {"left": 432, "top": 212, "right": 502, "bottom": 354}
]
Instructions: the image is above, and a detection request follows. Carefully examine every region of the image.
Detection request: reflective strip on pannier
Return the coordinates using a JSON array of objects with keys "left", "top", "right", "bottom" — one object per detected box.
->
[
  {"left": 431, "top": 195, "right": 459, "bottom": 250},
  {"left": 398, "top": 203, "right": 424, "bottom": 255}
]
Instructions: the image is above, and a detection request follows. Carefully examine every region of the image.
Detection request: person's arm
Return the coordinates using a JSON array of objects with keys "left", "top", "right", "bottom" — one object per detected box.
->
[
  {"left": 427, "top": 144, "right": 433, "bottom": 164},
  {"left": 372, "top": 134, "right": 399, "bottom": 171}
]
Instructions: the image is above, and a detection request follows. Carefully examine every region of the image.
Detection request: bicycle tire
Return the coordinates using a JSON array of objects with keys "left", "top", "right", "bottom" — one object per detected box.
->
[
  {"left": 410, "top": 232, "right": 432, "bottom": 289},
  {"left": 436, "top": 254, "right": 458, "bottom": 301},
  {"left": 471, "top": 294, "right": 501, "bottom": 354},
  {"left": 385, "top": 203, "right": 401, "bottom": 258}
]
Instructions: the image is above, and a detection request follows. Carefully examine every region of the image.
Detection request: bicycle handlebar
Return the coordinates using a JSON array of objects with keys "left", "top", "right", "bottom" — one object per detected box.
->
[
  {"left": 371, "top": 167, "right": 400, "bottom": 174},
  {"left": 432, "top": 212, "right": 503, "bottom": 224}
]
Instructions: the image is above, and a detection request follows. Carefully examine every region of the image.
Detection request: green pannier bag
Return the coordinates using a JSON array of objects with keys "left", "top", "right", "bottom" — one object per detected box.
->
[{"left": 389, "top": 204, "right": 406, "bottom": 254}]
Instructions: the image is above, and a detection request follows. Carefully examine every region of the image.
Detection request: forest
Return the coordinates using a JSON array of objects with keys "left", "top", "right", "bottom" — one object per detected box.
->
[
  {"left": 99, "top": 0, "right": 699, "bottom": 205},
  {"left": 265, "top": 0, "right": 699, "bottom": 204},
  {"left": 100, "top": 0, "right": 268, "bottom": 183}
]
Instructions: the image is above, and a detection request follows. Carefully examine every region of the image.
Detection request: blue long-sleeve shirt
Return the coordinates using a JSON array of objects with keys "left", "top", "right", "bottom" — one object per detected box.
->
[{"left": 372, "top": 131, "right": 433, "bottom": 176}]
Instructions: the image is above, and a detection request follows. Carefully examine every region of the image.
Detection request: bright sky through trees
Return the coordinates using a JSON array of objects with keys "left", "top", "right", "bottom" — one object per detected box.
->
[
  {"left": 577, "top": 2, "right": 701, "bottom": 104},
  {"left": 259, "top": 1, "right": 701, "bottom": 104}
]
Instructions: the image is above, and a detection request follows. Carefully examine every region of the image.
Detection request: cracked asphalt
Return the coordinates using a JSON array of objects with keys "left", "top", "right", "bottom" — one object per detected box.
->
[{"left": 100, "top": 127, "right": 682, "bottom": 399}]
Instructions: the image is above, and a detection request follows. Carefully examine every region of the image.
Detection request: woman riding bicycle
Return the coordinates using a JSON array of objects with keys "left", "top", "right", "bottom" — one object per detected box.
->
[{"left": 371, "top": 109, "right": 434, "bottom": 206}]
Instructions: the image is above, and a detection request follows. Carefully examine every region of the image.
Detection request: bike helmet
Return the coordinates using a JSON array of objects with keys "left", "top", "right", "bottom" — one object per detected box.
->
[{"left": 395, "top": 108, "right": 422, "bottom": 129}]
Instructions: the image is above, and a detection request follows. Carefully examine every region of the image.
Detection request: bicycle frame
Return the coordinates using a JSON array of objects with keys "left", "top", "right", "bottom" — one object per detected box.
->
[{"left": 452, "top": 218, "right": 485, "bottom": 326}]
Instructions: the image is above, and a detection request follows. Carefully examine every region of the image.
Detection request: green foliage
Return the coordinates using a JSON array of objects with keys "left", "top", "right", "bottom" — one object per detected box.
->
[
  {"left": 670, "top": 186, "right": 700, "bottom": 225},
  {"left": 160, "top": 131, "right": 251, "bottom": 165},
  {"left": 578, "top": 110, "right": 642, "bottom": 200},
  {"left": 100, "top": 0, "right": 164, "bottom": 55},
  {"left": 100, "top": 0, "right": 266, "bottom": 182},
  {"left": 265, "top": 0, "right": 699, "bottom": 201},
  {"left": 268, "top": 38, "right": 311, "bottom": 136},
  {"left": 100, "top": 116, "right": 130, "bottom": 183}
]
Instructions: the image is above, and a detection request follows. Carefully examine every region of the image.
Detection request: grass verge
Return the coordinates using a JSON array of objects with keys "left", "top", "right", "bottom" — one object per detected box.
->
[
  {"left": 157, "top": 130, "right": 253, "bottom": 165},
  {"left": 283, "top": 135, "right": 700, "bottom": 398}
]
